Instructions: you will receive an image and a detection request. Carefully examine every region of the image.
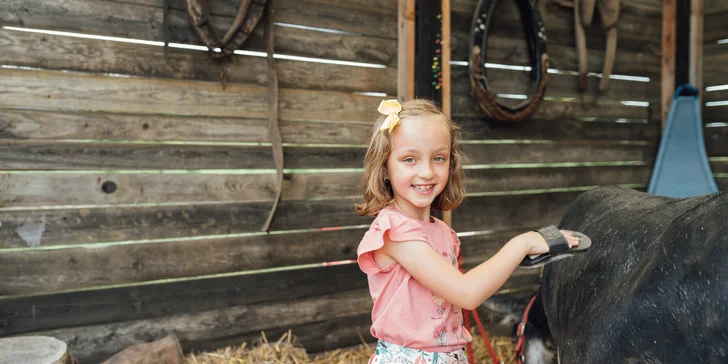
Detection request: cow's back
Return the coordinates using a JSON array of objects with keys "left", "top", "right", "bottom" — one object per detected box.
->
[{"left": 542, "top": 186, "right": 728, "bottom": 363}]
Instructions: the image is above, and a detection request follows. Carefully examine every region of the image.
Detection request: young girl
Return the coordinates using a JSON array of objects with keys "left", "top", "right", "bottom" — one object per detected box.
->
[{"left": 355, "top": 99, "right": 581, "bottom": 363}]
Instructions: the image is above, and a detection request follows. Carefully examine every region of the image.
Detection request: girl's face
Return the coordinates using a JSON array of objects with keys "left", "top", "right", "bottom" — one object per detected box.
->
[{"left": 385, "top": 115, "right": 451, "bottom": 220}]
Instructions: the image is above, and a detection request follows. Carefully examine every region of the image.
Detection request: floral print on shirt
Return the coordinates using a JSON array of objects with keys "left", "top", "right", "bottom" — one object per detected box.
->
[{"left": 369, "top": 340, "right": 469, "bottom": 364}]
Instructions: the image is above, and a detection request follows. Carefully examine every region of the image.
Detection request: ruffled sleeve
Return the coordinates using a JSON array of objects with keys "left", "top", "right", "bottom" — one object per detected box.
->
[
  {"left": 356, "top": 210, "right": 429, "bottom": 274},
  {"left": 450, "top": 227, "right": 462, "bottom": 261}
]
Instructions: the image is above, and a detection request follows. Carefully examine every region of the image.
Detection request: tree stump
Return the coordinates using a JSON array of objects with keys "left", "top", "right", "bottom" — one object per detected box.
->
[
  {"left": 101, "top": 334, "right": 184, "bottom": 364},
  {"left": 0, "top": 336, "right": 76, "bottom": 364}
]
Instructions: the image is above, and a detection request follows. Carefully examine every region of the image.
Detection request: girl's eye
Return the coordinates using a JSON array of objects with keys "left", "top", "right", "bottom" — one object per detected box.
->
[
  {"left": 435, "top": 156, "right": 447, "bottom": 162},
  {"left": 403, "top": 157, "right": 415, "bottom": 163}
]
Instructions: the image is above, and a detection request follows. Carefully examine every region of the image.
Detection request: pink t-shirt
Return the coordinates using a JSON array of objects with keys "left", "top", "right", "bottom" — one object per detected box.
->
[{"left": 357, "top": 206, "right": 473, "bottom": 352}]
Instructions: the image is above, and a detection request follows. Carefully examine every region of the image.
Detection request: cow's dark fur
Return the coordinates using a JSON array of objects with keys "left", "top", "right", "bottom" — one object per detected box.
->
[{"left": 541, "top": 186, "right": 728, "bottom": 363}]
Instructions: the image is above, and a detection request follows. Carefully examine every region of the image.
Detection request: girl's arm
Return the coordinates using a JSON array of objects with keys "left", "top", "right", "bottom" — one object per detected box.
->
[{"left": 378, "top": 231, "right": 574, "bottom": 310}]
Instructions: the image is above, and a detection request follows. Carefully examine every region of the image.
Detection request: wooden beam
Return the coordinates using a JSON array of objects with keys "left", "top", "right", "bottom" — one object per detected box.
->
[
  {"left": 690, "top": 0, "right": 704, "bottom": 105},
  {"left": 442, "top": 0, "right": 452, "bottom": 227},
  {"left": 398, "top": 0, "right": 415, "bottom": 100},
  {"left": 662, "top": 0, "right": 677, "bottom": 129}
]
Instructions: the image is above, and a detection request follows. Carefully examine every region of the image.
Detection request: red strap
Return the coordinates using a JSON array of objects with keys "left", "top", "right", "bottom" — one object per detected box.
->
[
  {"left": 515, "top": 295, "right": 539, "bottom": 364},
  {"left": 458, "top": 254, "right": 500, "bottom": 364}
]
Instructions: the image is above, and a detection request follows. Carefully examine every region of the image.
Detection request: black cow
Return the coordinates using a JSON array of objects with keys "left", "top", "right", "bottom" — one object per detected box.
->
[{"left": 485, "top": 186, "right": 728, "bottom": 364}]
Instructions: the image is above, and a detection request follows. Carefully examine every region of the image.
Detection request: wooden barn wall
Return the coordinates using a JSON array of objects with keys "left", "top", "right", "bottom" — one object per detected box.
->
[
  {"left": 0, "top": 0, "right": 725, "bottom": 362},
  {"left": 0, "top": 0, "right": 397, "bottom": 362},
  {"left": 703, "top": 1, "right": 728, "bottom": 176}
]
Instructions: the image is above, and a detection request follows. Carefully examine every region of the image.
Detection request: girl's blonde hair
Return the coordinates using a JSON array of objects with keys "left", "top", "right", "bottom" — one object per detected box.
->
[{"left": 355, "top": 99, "right": 466, "bottom": 217}]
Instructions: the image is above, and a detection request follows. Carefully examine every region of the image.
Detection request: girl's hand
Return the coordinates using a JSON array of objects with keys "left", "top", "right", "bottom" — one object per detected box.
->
[{"left": 517, "top": 230, "right": 580, "bottom": 256}]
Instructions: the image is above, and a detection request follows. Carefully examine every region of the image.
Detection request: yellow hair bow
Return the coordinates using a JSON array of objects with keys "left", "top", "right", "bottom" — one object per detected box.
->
[{"left": 378, "top": 99, "right": 402, "bottom": 133}]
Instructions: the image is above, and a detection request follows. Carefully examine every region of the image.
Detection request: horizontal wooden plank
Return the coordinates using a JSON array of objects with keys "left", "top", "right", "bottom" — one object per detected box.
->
[
  {"left": 718, "top": 178, "right": 728, "bottom": 191},
  {"left": 0, "top": 0, "right": 397, "bottom": 66},
  {"left": 453, "top": 91, "right": 658, "bottom": 122},
  {"left": 0, "top": 163, "right": 646, "bottom": 293},
  {"left": 0, "top": 173, "right": 280, "bottom": 207},
  {"left": 0, "top": 251, "right": 534, "bottom": 336},
  {"left": 711, "top": 161, "right": 728, "bottom": 173},
  {"left": 33, "top": 289, "right": 373, "bottom": 362},
  {"left": 0, "top": 263, "right": 368, "bottom": 335},
  {"left": 25, "top": 273, "right": 538, "bottom": 363},
  {"left": 0, "top": 68, "right": 381, "bottom": 122},
  {"left": 0, "top": 229, "right": 365, "bottom": 294},
  {"left": 451, "top": 0, "right": 661, "bottom": 55},
  {"left": 0, "top": 139, "right": 655, "bottom": 170},
  {"left": 706, "top": 126, "right": 728, "bottom": 156},
  {"left": 451, "top": 66, "right": 659, "bottom": 103},
  {"left": 705, "top": 0, "right": 728, "bottom": 15},
  {"left": 703, "top": 105, "right": 728, "bottom": 124},
  {"left": 0, "top": 109, "right": 374, "bottom": 145},
  {"left": 0, "top": 109, "right": 661, "bottom": 144},
  {"left": 0, "top": 141, "right": 367, "bottom": 170},
  {"left": 464, "top": 165, "right": 652, "bottom": 193},
  {"left": 703, "top": 89, "right": 728, "bottom": 104},
  {"left": 0, "top": 28, "right": 397, "bottom": 94},
  {"left": 0, "top": 199, "right": 366, "bottom": 248},
  {"left": 0, "top": 144, "right": 655, "bottom": 207},
  {"left": 451, "top": 31, "right": 660, "bottom": 78},
  {"left": 453, "top": 190, "right": 591, "bottom": 232},
  {"left": 113, "top": 0, "right": 397, "bottom": 39},
  {"left": 0, "top": 189, "right": 611, "bottom": 248},
  {"left": 459, "top": 118, "right": 661, "bottom": 142},
  {"left": 704, "top": 11, "right": 728, "bottom": 43}
]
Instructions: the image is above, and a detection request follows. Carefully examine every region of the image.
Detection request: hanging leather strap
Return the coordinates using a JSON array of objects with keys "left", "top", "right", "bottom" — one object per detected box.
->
[
  {"left": 469, "top": 0, "right": 550, "bottom": 122},
  {"left": 183, "top": 0, "right": 268, "bottom": 57},
  {"left": 260, "top": 0, "right": 283, "bottom": 232}
]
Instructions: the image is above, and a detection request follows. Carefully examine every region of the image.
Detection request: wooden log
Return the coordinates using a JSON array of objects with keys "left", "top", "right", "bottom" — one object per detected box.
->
[
  {"left": 0, "top": 0, "right": 398, "bottom": 66},
  {"left": 0, "top": 68, "right": 381, "bottom": 122},
  {"left": 0, "top": 336, "right": 76, "bottom": 364},
  {"left": 101, "top": 334, "right": 183, "bottom": 364},
  {"left": 0, "top": 26, "right": 397, "bottom": 95},
  {"left": 0, "top": 108, "right": 662, "bottom": 144}
]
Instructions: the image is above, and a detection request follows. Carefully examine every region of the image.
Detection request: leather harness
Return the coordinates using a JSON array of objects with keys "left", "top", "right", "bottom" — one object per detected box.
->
[
  {"left": 469, "top": 0, "right": 550, "bottom": 122},
  {"left": 174, "top": 0, "right": 282, "bottom": 232}
]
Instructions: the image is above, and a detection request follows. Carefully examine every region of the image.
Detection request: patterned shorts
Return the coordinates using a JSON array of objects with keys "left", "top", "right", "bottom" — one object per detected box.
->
[{"left": 368, "top": 340, "right": 469, "bottom": 364}]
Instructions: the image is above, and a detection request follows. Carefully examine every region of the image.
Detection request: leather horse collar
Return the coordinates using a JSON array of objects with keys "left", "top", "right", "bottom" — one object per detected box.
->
[
  {"left": 184, "top": 0, "right": 269, "bottom": 57},
  {"left": 469, "top": 0, "right": 550, "bottom": 122}
]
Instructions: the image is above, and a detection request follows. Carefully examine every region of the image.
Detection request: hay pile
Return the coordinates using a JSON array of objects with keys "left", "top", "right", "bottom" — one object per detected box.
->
[{"left": 184, "top": 329, "right": 518, "bottom": 364}]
